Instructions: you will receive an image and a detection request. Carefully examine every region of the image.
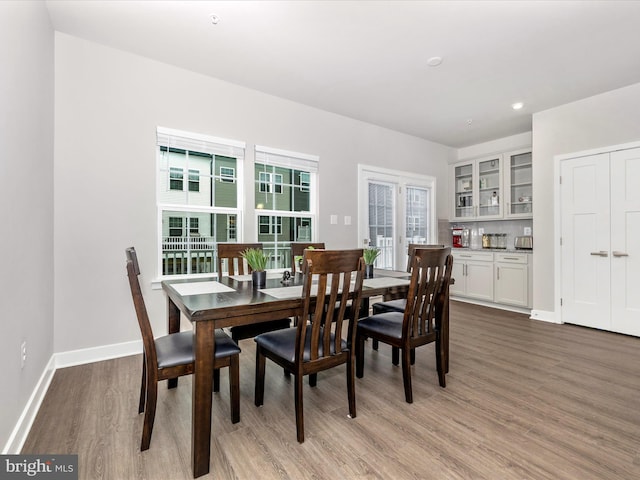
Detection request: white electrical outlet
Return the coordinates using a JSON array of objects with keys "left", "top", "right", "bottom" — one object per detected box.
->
[
  {"left": 478, "top": 228, "right": 484, "bottom": 235},
  {"left": 21, "top": 340, "right": 27, "bottom": 369},
  {"left": 524, "top": 227, "right": 532, "bottom": 235}
]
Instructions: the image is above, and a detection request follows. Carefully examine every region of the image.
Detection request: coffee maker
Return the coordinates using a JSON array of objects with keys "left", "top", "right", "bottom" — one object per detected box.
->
[{"left": 452, "top": 227, "right": 469, "bottom": 248}]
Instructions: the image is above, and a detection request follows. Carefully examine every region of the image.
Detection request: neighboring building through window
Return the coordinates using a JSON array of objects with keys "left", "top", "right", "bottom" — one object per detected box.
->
[
  {"left": 254, "top": 145, "right": 319, "bottom": 269},
  {"left": 157, "top": 127, "right": 244, "bottom": 276}
]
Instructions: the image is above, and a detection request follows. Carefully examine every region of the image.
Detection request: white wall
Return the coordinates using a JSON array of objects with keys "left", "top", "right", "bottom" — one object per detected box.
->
[
  {"left": 53, "top": 33, "right": 455, "bottom": 353},
  {"left": 0, "top": 1, "right": 54, "bottom": 450},
  {"left": 532, "top": 82, "right": 640, "bottom": 316},
  {"left": 456, "top": 131, "right": 532, "bottom": 161}
]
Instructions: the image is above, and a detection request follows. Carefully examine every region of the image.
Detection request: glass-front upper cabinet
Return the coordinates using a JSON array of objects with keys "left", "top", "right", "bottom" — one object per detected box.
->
[
  {"left": 451, "top": 155, "right": 503, "bottom": 220},
  {"left": 452, "top": 161, "right": 475, "bottom": 219},
  {"left": 504, "top": 149, "right": 532, "bottom": 218},
  {"left": 477, "top": 156, "right": 502, "bottom": 219}
]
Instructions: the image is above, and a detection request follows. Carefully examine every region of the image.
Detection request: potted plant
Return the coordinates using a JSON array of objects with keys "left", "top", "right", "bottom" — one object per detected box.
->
[
  {"left": 363, "top": 247, "right": 380, "bottom": 278},
  {"left": 241, "top": 248, "right": 268, "bottom": 288}
]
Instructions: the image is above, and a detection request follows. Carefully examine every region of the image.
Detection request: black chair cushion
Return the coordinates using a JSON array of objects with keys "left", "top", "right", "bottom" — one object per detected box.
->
[
  {"left": 155, "top": 330, "right": 240, "bottom": 369},
  {"left": 230, "top": 318, "right": 291, "bottom": 341},
  {"left": 254, "top": 325, "right": 346, "bottom": 363},
  {"left": 372, "top": 298, "right": 406, "bottom": 315},
  {"left": 357, "top": 312, "right": 404, "bottom": 341}
]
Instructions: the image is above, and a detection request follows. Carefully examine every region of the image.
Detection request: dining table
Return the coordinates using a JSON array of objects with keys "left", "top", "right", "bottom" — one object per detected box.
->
[{"left": 161, "top": 268, "right": 450, "bottom": 478}]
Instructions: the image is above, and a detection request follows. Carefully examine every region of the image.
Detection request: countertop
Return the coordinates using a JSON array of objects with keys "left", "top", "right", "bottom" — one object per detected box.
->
[{"left": 452, "top": 247, "right": 533, "bottom": 254}]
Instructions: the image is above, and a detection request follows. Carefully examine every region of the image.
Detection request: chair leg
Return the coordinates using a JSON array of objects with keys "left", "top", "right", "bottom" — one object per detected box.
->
[
  {"left": 392, "top": 346, "right": 399, "bottom": 366},
  {"left": 356, "top": 333, "right": 365, "bottom": 378},
  {"left": 255, "top": 347, "right": 266, "bottom": 407},
  {"left": 436, "top": 333, "right": 446, "bottom": 388},
  {"left": 138, "top": 355, "right": 147, "bottom": 414},
  {"left": 141, "top": 378, "right": 157, "bottom": 451},
  {"left": 229, "top": 355, "right": 240, "bottom": 423},
  {"left": 401, "top": 348, "right": 413, "bottom": 404},
  {"left": 372, "top": 339, "right": 379, "bottom": 350},
  {"left": 346, "top": 354, "right": 356, "bottom": 419},
  {"left": 213, "top": 368, "right": 220, "bottom": 393},
  {"left": 410, "top": 348, "right": 416, "bottom": 365},
  {"left": 294, "top": 373, "right": 305, "bottom": 443},
  {"left": 309, "top": 373, "right": 317, "bottom": 387}
]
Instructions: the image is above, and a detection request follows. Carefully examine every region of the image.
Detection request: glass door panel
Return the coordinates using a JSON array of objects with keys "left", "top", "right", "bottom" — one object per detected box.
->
[
  {"left": 368, "top": 182, "right": 395, "bottom": 269},
  {"left": 477, "top": 157, "right": 501, "bottom": 218},
  {"left": 454, "top": 162, "right": 474, "bottom": 218},
  {"left": 508, "top": 152, "right": 532, "bottom": 216}
]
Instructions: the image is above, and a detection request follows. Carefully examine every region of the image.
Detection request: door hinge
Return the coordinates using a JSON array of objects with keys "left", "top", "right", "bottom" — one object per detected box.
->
[
  {"left": 560, "top": 237, "right": 562, "bottom": 246},
  {"left": 559, "top": 176, "right": 562, "bottom": 185},
  {"left": 560, "top": 298, "right": 563, "bottom": 306}
]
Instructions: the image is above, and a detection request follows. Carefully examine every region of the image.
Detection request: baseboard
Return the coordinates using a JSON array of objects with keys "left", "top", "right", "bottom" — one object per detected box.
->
[
  {"left": 3, "top": 339, "right": 143, "bottom": 454},
  {"left": 529, "top": 309, "right": 559, "bottom": 324},
  {"left": 450, "top": 296, "right": 531, "bottom": 315},
  {"left": 2, "top": 355, "right": 56, "bottom": 454},
  {"left": 54, "top": 339, "right": 142, "bottom": 369}
]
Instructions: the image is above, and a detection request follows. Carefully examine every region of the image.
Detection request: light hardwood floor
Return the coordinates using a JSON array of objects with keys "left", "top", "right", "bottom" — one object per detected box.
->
[{"left": 22, "top": 301, "right": 640, "bottom": 479}]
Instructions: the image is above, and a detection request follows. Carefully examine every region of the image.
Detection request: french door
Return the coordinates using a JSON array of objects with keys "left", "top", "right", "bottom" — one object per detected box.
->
[{"left": 358, "top": 165, "right": 436, "bottom": 270}]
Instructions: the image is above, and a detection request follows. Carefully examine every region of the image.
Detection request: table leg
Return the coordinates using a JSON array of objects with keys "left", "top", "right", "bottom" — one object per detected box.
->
[
  {"left": 192, "top": 320, "right": 215, "bottom": 478},
  {"left": 167, "top": 298, "right": 181, "bottom": 389}
]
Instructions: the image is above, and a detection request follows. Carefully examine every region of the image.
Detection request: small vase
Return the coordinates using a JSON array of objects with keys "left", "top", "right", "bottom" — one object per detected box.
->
[
  {"left": 365, "top": 264, "right": 374, "bottom": 279},
  {"left": 252, "top": 270, "right": 267, "bottom": 288}
]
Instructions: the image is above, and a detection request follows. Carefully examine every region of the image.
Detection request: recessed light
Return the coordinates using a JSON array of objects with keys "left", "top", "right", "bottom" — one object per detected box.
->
[
  {"left": 210, "top": 14, "right": 220, "bottom": 25},
  {"left": 427, "top": 56, "right": 443, "bottom": 67},
  {"left": 512, "top": 102, "right": 524, "bottom": 110},
  {"left": 466, "top": 119, "right": 473, "bottom": 125}
]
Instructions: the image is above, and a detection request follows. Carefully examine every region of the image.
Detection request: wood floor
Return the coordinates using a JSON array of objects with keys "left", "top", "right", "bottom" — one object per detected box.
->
[{"left": 22, "top": 301, "right": 640, "bottom": 479}]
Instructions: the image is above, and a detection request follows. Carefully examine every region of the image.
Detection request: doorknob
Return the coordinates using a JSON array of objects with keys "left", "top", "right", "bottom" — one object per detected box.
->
[
  {"left": 590, "top": 251, "right": 609, "bottom": 257},
  {"left": 612, "top": 251, "right": 629, "bottom": 257}
]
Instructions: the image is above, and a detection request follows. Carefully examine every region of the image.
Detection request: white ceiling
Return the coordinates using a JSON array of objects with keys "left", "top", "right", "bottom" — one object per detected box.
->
[{"left": 45, "top": 0, "right": 640, "bottom": 148}]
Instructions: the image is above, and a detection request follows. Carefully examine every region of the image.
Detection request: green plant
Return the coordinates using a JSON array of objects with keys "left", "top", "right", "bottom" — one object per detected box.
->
[
  {"left": 241, "top": 248, "right": 268, "bottom": 272},
  {"left": 363, "top": 247, "right": 381, "bottom": 265}
]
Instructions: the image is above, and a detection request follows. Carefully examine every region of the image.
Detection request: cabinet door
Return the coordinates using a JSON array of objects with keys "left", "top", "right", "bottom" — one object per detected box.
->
[
  {"left": 505, "top": 150, "right": 532, "bottom": 218},
  {"left": 451, "top": 161, "right": 475, "bottom": 220},
  {"left": 465, "top": 261, "right": 494, "bottom": 301},
  {"left": 495, "top": 263, "right": 528, "bottom": 307},
  {"left": 477, "top": 156, "right": 503, "bottom": 219},
  {"left": 450, "top": 260, "right": 466, "bottom": 296}
]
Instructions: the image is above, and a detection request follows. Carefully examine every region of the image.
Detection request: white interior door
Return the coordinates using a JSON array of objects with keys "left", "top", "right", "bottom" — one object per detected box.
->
[
  {"left": 610, "top": 148, "right": 640, "bottom": 336},
  {"left": 560, "top": 154, "right": 611, "bottom": 330}
]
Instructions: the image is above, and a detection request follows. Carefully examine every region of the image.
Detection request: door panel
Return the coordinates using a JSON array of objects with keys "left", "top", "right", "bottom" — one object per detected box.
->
[
  {"left": 610, "top": 148, "right": 640, "bottom": 336},
  {"left": 560, "top": 154, "right": 611, "bottom": 330}
]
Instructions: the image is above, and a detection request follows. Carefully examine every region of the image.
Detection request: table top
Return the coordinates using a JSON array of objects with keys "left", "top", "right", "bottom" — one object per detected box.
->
[{"left": 162, "top": 270, "right": 411, "bottom": 322}]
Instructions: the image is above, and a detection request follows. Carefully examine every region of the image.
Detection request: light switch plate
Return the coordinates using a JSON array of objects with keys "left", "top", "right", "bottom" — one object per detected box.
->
[
  {"left": 330, "top": 214, "right": 338, "bottom": 225},
  {"left": 344, "top": 216, "right": 351, "bottom": 225}
]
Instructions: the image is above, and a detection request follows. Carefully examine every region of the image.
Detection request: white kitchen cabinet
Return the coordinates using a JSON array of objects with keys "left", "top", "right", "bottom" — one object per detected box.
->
[
  {"left": 451, "top": 154, "right": 503, "bottom": 221},
  {"left": 504, "top": 149, "right": 533, "bottom": 219},
  {"left": 451, "top": 251, "right": 494, "bottom": 301},
  {"left": 494, "top": 253, "right": 530, "bottom": 307}
]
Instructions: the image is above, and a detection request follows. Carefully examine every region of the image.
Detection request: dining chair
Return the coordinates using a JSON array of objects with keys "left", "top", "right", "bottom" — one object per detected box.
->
[
  {"left": 290, "top": 242, "right": 325, "bottom": 274},
  {"left": 126, "top": 247, "right": 241, "bottom": 451},
  {"left": 356, "top": 247, "right": 453, "bottom": 403},
  {"left": 217, "top": 242, "right": 291, "bottom": 342},
  {"left": 254, "top": 248, "right": 365, "bottom": 443},
  {"left": 370, "top": 244, "right": 446, "bottom": 361}
]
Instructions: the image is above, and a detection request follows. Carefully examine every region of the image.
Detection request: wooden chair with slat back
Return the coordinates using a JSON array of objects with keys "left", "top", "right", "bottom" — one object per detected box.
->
[
  {"left": 356, "top": 247, "right": 453, "bottom": 402},
  {"left": 216, "top": 243, "right": 291, "bottom": 342},
  {"left": 125, "top": 247, "right": 241, "bottom": 451},
  {"left": 371, "top": 244, "right": 446, "bottom": 359},
  {"left": 290, "top": 242, "right": 325, "bottom": 275},
  {"left": 254, "top": 248, "right": 365, "bottom": 443}
]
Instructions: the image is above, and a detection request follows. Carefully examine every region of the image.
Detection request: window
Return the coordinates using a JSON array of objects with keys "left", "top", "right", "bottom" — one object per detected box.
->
[
  {"left": 220, "top": 166, "right": 235, "bottom": 183},
  {"left": 169, "top": 167, "right": 183, "bottom": 191},
  {"left": 157, "top": 127, "right": 245, "bottom": 276},
  {"left": 188, "top": 169, "right": 200, "bottom": 192},
  {"left": 255, "top": 145, "right": 319, "bottom": 269}
]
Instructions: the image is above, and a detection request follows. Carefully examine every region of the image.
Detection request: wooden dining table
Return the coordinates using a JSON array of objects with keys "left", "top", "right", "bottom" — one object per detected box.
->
[{"left": 161, "top": 269, "right": 449, "bottom": 478}]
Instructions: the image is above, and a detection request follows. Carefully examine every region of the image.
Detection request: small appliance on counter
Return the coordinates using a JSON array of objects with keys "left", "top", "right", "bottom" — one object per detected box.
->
[
  {"left": 482, "top": 233, "right": 507, "bottom": 249},
  {"left": 452, "top": 227, "right": 470, "bottom": 248},
  {"left": 514, "top": 235, "right": 533, "bottom": 250}
]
